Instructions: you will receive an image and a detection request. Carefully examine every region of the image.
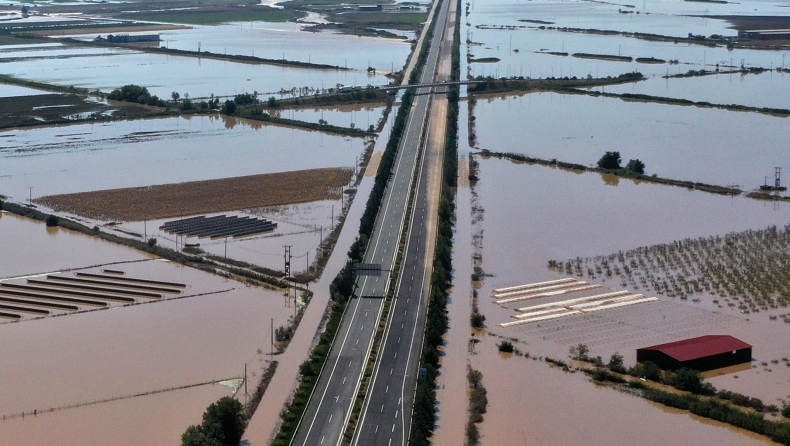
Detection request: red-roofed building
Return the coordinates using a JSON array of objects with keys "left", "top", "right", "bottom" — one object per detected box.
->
[{"left": 636, "top": 335, "right": 752, "bottom": 372}]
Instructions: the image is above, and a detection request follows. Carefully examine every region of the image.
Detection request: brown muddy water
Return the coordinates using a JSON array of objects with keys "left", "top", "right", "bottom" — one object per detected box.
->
[
  {"left": 471, "top": 156, "right": 790, "bottom": 413},
  {"left": 472, "top": 91, "right": 790, "bottom": 188},
  {"left": 0, "top": 114, "right": 368, "bottom": 203},
  {"left": 469, "top": 340, "right": 773, "bottom": 445},
  {"left": 0, "top": 211, "right": 149, "bottom": 279},
  {"left": 0, "top": 214, "right": 296, "bottom": 444},
  {"left": 0, "top": 43, "right": 394, "bottom": 98}
]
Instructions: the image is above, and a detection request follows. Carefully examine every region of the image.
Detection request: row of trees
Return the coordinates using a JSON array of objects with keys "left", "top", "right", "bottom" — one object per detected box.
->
[{"left": 409, "top": 0, "right": 458, "bottom": 442}]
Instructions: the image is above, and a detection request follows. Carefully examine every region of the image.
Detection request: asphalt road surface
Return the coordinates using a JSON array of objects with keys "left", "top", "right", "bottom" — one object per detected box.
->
[{"left": 292, "top": 0, "right": 452, "bottom": 444}]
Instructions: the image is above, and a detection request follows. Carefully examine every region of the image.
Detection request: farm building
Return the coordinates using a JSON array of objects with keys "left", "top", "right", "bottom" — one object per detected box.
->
[
  {"left": 105, "top": 34, "right": 161, "bottom": 43},
  {"left": 636, "top": 335, "right": 752, "bottom": 372},
  {"left": 738, "top": 29, "right": 790, "bottom": 40}
]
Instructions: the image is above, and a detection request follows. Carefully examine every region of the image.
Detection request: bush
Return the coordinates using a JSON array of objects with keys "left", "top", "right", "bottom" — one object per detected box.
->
[
  {"left": 597, "top": 151, "right": 621, "bottom": 169},
  {"left": 592, "top": 367, "right": 626, "bottom": 383},
  {"left": 470, "top": 312, "right": 485, "bottom": 328},
  {"left": 626, "top": 158, "right": 645, "bottom": 174},
  {"left": 608, "top": 352, "right": 626, "bottom": 374},
  {"left": 783, "top": 405, "right": 790, "bottom": 419},
  {"left": 498, "top": 340, "right": 514, "bottom": 353},
  {"left": 45, "top": 215, "right": 59, "bottom": 227},
  {"left": 147, "top": 238, "right": 157, "bottom": 247}
]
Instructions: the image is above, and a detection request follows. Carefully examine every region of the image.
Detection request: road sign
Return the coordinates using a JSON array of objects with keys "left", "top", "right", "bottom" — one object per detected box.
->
[{"left": 355, "top": 263, "right": 382, "bottom": 276}]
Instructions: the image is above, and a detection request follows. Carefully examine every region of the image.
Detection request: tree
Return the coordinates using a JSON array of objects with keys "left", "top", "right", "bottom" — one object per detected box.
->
[
  {"left": 222, "top": 100, "right": 236, "bottom": 115},
  {"left": 171, "top": 91, "right": 180, "bottom": 102},
  {"left": 267, "top": 96, "right": 280, "bottom": 108},
  {"left": 626, "top": 158, "right": 645, "bottom": 174},
  {"left": 147, "top": 237, "right": 157, "bottom": 247},
  {"left": 181, "top": 425, "right": 223, "bottom": 446},
  {"left": 608, "top": 352, "right": 626, "bottom": 373},
  {"left": 467, "top": 368, "right": 483, "bottom": 389},
  {"left": 199, "top": 397, "right": 246, "bottom": 446},
  {"left": 569, "top": 343, "right": 589, "bottom": 361},
  {"left": 783, "top": 404, "right": 790, "bottom": 419},
  {"left": 45, "top": 215, "right": 59, "bottom": 227},
  {"left": 597, "top": 151, "right": 621, "bottom": 170}
]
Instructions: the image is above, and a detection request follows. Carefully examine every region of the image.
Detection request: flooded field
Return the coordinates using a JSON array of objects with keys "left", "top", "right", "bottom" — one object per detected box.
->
[
  {"left": 469, "top": 339, "right": 773, "bottom": 445},
  {"left": 472, "top": 91, "right": 790, "bottom": 188},
  {"left": 152, "top": 22, "right": 413, "bottom": 73},
  {"left": 0, "top": 211, "right": 149, "bottom": 279},
  {"left": 597, "top": 70, "right": 790, "bottom": 110},
  {"left": 471, "top": 157, "right": 790, "bottom": 410},
  {"left": 286, "top": 103, "right": 388, "bottom": 129},
  {"left": 0, "top": 42, "right": 393, "bottom": 98},
  {"left": 0, "top": 214, "right": 294, "bottom": 445},
  {"left": 0, "top": 83, "right": 48, "bottom": 97},
  {"left": 462, "top": 0, "right": 790, "bottom": 107},
  {"left": 0, "top": 114, "right": 367, "bottom": 203}
]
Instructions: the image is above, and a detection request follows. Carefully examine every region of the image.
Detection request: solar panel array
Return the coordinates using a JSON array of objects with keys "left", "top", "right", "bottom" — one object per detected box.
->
[
  {"left": 159, "top": 215, "right": 277, "bottom": 239},
  {"left": 0, "top": 270, "right": 185, "bottom": 321}
]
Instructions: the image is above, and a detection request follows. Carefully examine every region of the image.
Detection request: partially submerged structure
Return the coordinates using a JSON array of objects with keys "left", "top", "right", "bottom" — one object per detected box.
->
[{"left": 636, "top": 335, "right": 752, "bottom": 372}]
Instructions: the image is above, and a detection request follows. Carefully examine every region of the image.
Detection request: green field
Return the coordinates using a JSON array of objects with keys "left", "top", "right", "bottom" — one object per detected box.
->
[
  {"left": 126, "top": 9, "right": 303, "bottom": 25},
  {"left": 0, "top": 35, "right": 50, "bottom": 46}
]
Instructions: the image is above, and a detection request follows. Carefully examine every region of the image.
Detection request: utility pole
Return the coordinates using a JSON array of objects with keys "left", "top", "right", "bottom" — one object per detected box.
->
[
  {"left": 225, "top": 236, "right": 228, "bottom": 258},
  {"left": 28, "top": 187, "right": 32, "bottom": 206},
  {"left": 244, "top": 363, "right": 248, "bottom": 405},
  {"left": 270, "top": 318, "right": 274, "bottom": 357}
]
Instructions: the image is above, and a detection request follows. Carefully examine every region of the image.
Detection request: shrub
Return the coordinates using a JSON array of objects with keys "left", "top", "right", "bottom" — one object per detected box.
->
[
  {"left": 498, "top": 340, "right": 514, "bottom": 353},
  {"left": 470, "top": 312, "right": 486, "bottom": 328},
  {"left": 597, "top": 151, "right": 621, "bottom": 169},
  {"left": 608, "top": 352, "right": 626, "bottom": 374},
  {"left": 45, "top": 215, "right": 59, "bottom": 227},
  {"left": 626, "top": 158, "right": 645, "bottom": 174},
  {"left": 783, "top": 405, "right": 790, "bottom": 419}
]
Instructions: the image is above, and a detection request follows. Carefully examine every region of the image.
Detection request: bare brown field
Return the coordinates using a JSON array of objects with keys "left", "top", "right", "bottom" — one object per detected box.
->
[{"left": 37, "top": 167, "right": 354, "bottom": 221}]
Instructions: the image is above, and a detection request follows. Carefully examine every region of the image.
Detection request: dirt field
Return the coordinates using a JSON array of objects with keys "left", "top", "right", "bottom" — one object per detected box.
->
[{"left": 37, "top": 167, "right": 354, "bottom": 221}]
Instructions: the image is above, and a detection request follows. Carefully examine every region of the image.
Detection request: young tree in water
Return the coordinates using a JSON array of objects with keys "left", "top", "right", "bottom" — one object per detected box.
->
[{"left": 597, "top": 151, "right": 621, "bottom": 170}]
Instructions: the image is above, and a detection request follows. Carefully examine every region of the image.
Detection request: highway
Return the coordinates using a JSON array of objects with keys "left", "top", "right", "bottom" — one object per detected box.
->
[{"left": 291, "top": 0, "right": 453, "bottom": 444}]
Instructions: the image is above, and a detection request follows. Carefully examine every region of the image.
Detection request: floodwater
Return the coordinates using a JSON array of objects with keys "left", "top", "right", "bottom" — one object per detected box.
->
[
  {"left": 0, "top": 83, "right": 48, "bottom": 97},
  {"left": 597, "top": 70, "right": 790, "bottom": 110},
  {"left": 472, "top": 91, "right": 790, "bottom": 188},
  {"left": 0, "top": 383, "right": 231, "bottom": 445},
  {"left": 0, "top": 114, "right": 368, "bottom": 203},
  {"left": 469, "top": 339, "right": 773, "bottom": 445},
  {"left": 286, "top": 103, "right": 387, "bottom": 130},
  {"left": 0, "top": 211, "right": 149, "bottom": 279},
  {"left": 471, "top": 156, "right": 790, "bottom": 406},
  {"left": 154, "top": 22, "right": 413, "bottom": 74},
  {"left": 0, "top": 43, "right": 393, "bottom": 98},
  {"left": 117, "top": 200, "right": 349, "bottom": 273},
  {"left": 0, "top": 215, "right": 295, "bottom": 444},
  {"left": 462, "top": 0, "right": 790, "bottom": 108}
]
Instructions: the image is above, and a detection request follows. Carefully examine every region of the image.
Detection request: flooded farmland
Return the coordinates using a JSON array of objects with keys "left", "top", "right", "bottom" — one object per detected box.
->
[
  {"left": 472, "top": 92, "right": 790, "bottom": 188},
  {"left": 0, "top": 114, "right": 367, "bottom": 202},
  {"left": 0, "top": 214, "right": 295, "bottom": 445},
  {"left": 0, "top": 43, "right": 393, "bottom": 98}
]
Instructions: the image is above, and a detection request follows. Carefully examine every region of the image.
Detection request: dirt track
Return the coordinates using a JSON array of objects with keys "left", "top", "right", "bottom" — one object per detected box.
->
[{"left": 38, "top": 167, "right": 354, "bottom": 221}]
